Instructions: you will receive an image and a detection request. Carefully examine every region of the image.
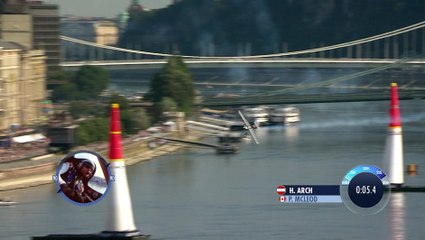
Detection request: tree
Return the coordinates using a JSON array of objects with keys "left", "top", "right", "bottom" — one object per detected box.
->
[
  {"left": 159, "top": 97, "right": 178, "bottom": 113},
  {"left": 73, "top": 65, "right": 110, "bottom": 99},
  {"left": 51, "top": 66, "right": 110, "bottom": 102},
  {"left": 105, "top": 94, "right": 152, "bottom": 134},
  {"left": 49, "top": 70, "right": 74, "bottom": 82},
  {"left": 76, "top": 127, "right": 91, "bottom": 145},
  {"left": 108, "top": 94, "right": 130, "bottom": 111},
  {"left": 75, "top": 118, "right": 109, "bottom": 145},
  {"left": 69, "top": 101, "right": 106, "bottom": 119},
  {"left": 51, "top": 83, "right": 78, "bottom": 102},
  {"left": 147, "top": 56, "right": 195, "bottom": 114},
  {"left": 132, "top": 109, "right": 151, "bottom": 130}
]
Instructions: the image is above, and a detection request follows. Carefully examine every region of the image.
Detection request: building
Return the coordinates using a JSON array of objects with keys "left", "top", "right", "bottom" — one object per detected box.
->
[
  {"left": 61, "top": 18, "right": 118, "bottom": 45},
  {"left": 27, "top": 1, "right": 60, "bottom": 76},
  {"left": 0, "top": 0, "right": 60, "bottom": 78},
  {"left": 94, "top": 20, "right": 118, "bottom": 45},
  {"left": 0, "top": 40, "right": 46, "bottom": 130},
  {"left": 0, "top": 14, "right": 33, "bottom": 49},
  {"left": 0, "top": 40, "right": 21, "bottom": 130},
  {"left": 60, "top": 18, "right": 96, "bottom": 42},
  {"left": 21, "top": 49, "right": 46, "bottom": 125},
  {"left": 61, "top": 18, "right": 118, "bottom": 60}
]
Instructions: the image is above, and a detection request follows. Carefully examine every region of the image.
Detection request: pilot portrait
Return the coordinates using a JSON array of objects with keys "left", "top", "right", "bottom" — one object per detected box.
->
[{"left": 58, "top": 151, "right": 110, "bottom": 204}]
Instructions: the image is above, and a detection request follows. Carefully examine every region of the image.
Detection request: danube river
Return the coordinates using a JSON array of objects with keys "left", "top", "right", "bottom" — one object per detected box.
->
[{"left": 1, "top": 100, "right": 425, "bottom": 240}]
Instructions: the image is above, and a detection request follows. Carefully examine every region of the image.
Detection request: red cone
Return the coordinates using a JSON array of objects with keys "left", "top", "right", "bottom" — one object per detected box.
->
[
  {"left": 389, "top": 83, "right": 401, "bottom": 128},
  {"left": 109, "top": 103, "right": 123, "bottom": 161}
]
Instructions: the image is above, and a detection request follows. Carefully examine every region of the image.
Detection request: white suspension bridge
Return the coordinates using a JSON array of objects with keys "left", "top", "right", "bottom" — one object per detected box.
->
[
  {"left": 59, "top": 21, "right": 425, "bottom": 105},
  {"left": 61, "top": 20, "right": 425, "bottom": 63}
]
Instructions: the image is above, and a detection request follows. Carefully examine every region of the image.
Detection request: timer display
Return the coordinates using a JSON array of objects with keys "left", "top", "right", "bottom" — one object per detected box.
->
[
  {"left": 355, "top": 185, "right": 376, "bottom": 194},
  {"left": 340, "top": 165, "right": 391, "bottom": 215},
  {"left": 348, "top": 172, "right": 384, "bottom": 208}
]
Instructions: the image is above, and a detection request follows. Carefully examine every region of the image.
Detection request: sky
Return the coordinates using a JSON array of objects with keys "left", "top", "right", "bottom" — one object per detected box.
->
[{"left": 44, "top": 0, "right": 173, "bottom": 17}]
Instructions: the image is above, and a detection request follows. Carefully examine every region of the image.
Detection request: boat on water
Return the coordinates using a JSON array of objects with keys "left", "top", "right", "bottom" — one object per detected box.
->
[
  {"left": 269, "top": 106, "right": 300, "bottom": 125},
  {"left": 0, "top": 199, "right": 17, "bottom": 206},
  {"left": 189, "top": 108, "right": 248, "bottom": 143},
  {"left": 185, "top": 120, "right": 229, "bottom": 135},
  {"left": 199, "top": 115, "right": 247, "bottom": 143},
  {"left": 242, "top": 107, "right": 269, "bottom": 127}
]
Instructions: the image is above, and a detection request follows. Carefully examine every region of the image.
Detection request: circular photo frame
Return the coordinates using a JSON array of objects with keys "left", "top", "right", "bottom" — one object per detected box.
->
[{"left": 54, "top": 150, "right": 112, "bottom": 206}]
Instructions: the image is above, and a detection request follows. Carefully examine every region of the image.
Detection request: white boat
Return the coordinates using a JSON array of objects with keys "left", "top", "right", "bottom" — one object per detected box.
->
[
  {"left": 185, "top": 120, "right": 229, "bottom": 134},
  {"left": 200, "top": 116, "right": 245, "bottom": 130},
  {"left": 269, "top": 106, "right": 300, "bottom": 125},
  {"left": 199, "top": 109, "right": 248, "bottom": 142},
  {"left": 186, "top": 120, "right": 246, "bottom": 143},
  {"left": 242, "top": 107, "right": 269, "bottom": 127},
  {"left": 0, "top": 199, "right": 17, "bottom": 206}
]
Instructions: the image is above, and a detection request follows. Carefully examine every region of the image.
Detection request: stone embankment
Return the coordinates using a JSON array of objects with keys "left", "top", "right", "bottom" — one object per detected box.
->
[{"left": 0, "top": 133, "right": 191, "bottom": 191}]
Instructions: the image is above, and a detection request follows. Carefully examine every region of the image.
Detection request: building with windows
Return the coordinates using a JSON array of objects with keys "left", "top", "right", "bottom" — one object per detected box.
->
[
  {"left": 94, "top": 20, "right": 118, "bottom": 46},
  {"left": 0, "top": 40, "right": 21, "bottom": 130},
  {"left": 0, "top": 0, "right": 59, "bottom": 77},
  {"left": 0, "top": 40, "right": 46, "bottom": 130},
  {"left": 27, "top": 2, "right": 60, "bottom": 76},
  {"left": 21, "top": 49, "right": 46, "bottom": 125}
]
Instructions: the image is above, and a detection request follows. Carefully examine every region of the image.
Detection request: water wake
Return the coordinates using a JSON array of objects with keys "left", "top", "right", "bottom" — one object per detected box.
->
[{"left": 298, "top": 112, "right": 425, "bottom": 129}]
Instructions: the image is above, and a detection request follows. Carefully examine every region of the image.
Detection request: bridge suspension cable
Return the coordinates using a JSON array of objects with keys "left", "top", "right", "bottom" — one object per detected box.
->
[{"left": 61, "top": 20, "right": 425, "bottom": 59}]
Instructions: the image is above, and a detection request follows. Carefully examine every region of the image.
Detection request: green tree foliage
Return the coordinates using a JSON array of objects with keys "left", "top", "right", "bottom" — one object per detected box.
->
[
  {"left": 147, "top": 56, "right": 195, "bottom": 114},
  {"left": 107, "top": 95, "right": 151, "bottom": 134},
  {"left": 76, "top": 126, "right": 91, "bottom": 145},
  {"left": 51, "top": 66, "right": 110, "bottom": 102},
  {"left": 75, "top": 118, "right": 109, "bottom": 145},
  {"left": 159, "top": 97, "right": 178, "bottom": 113},
  {"left": 51, "top": 83, "right": 78, "bottom": 102},
  {"left": 48, "top": 70, "right": 74, "bottom": 83},
  {"left": 69, "top": 101, "right": 106, "bottom": 119},
  {"left": 74, "top": 65, "right": 110, "bottom": 99},
  {"left": 75, "top": 109, "right": 151, "bottom": 145},
  {"left": 108, "top": 94, "right": 130, "bottom": 111},
  {"left": 132, "top": 109, "right": 151, "bottom": 131}
]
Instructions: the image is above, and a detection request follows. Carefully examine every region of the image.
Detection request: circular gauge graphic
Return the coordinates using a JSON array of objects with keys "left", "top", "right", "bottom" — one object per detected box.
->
[
  {"left": 340, "top": 165, "right": 391, "bottom": 215},
  {"left": 53, "top": 150, "right": 112, "bottom": 206}
]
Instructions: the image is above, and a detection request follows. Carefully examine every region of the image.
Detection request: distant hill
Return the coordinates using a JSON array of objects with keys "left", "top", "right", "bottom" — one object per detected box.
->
[{"left": 119, "top": 0, "right": 425, "bottom": 56}]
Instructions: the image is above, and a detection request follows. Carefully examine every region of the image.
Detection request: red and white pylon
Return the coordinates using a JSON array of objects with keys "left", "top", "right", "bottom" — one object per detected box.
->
[
  {"left": 103, "top": 103, "right": 140, "bottom": 236},
  {"left": 383, "top": 83, "right": 404, "bottom": 187}
]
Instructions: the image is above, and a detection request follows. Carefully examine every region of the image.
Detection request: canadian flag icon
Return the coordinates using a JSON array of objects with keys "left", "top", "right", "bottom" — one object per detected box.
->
[{"left": 279, "top": 196, "right": 286, "bottom": 202}]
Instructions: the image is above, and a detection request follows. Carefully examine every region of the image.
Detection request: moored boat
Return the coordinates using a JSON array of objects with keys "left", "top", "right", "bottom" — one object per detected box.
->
[
  {"left": 269, "top": 106, "right": 300, "bottom": 125},
  {"left": 242, "top": 107, "right": 269, "bottom": 127},
  {"left": 0, "top": 199, "right": 17, "bottom": 206}
]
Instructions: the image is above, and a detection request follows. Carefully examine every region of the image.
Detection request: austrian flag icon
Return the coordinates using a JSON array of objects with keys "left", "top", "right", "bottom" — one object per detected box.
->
[{"left": 277, "top": 185, "right": 286, "bottom": 195}]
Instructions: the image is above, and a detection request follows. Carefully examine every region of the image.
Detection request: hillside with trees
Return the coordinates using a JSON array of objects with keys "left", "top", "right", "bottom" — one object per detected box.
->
[{"left": 120, "top": 0, "right": 425, "bottom": 56}]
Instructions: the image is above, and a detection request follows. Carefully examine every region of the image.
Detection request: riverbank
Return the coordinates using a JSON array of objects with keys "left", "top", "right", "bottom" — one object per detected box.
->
[{"left": 0, "top": 134, "right": 192, "bottom": 191}]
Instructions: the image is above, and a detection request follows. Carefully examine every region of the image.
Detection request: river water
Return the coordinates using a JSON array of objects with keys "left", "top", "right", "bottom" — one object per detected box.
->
[{"left": 1, "top": 100, "right": 425, "bottom": 240}]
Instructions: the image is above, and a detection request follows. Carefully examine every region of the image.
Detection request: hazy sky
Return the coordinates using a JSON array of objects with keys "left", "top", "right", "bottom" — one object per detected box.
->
[{"left": 44, "top": 0, "right": 173, "bottom": 17}]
